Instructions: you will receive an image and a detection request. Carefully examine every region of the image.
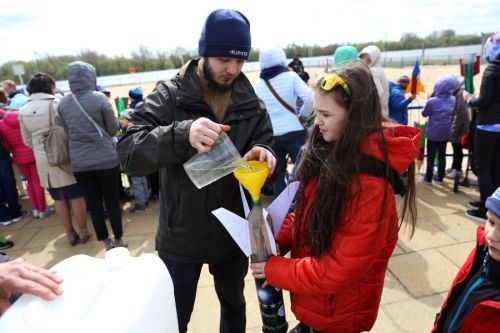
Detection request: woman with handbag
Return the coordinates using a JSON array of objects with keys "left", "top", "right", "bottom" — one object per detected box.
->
[
  {"left": 19, "top": 73, "right": 89, "bottom": 246},
  {"left": 253, "top": 47, "right": 314, "bottom": 198},
  {"left": 58, "top": 61, "right": 126, "bottom": 251}
]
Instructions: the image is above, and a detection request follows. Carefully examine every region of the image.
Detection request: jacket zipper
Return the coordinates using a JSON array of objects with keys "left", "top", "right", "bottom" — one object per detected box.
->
[{"left": 446, "top": 252, "right": 489, "bottom": 333}]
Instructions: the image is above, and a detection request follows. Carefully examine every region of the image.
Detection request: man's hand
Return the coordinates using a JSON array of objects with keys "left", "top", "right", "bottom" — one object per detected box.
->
[
  {"left": 189, "top": 117, "right": 230, "bottom": 153},
  {"left": 463, "top": 91, "right": 474, "bottom": 104},
  {"left": 243, "top": 146, "right": 276, "bottom": 176},
  {"left": 0, "top": 259, "right": 63, "bottom": 315}
]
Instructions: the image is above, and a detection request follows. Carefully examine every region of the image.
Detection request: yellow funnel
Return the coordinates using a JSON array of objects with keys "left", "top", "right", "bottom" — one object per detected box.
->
[{"left": 234, "top": 161, "right": 269, "bottom": 202}]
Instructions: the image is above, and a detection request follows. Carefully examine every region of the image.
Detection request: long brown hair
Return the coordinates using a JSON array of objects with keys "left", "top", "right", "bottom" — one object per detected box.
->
[{"left": 294, "top": 61, "right": 417, "bottom": 257}]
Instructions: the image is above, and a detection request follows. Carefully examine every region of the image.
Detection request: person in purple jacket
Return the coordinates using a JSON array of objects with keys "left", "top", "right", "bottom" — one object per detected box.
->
[{"left": 422, "top": 75, "right": 457, "bottom": 185}]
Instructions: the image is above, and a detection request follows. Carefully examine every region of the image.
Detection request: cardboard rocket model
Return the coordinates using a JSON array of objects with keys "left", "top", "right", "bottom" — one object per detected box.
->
[{"left": 212, "top": 161, "right": 299, "bottom": 333}]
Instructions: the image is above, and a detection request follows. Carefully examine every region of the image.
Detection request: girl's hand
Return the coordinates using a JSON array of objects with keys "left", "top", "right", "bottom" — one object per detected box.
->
[
  {"left": 250, "top": 262, "right": 267, "bottom": 279},
  {"left": 250, "top": 262, "right": 269, "bottom": 287}
]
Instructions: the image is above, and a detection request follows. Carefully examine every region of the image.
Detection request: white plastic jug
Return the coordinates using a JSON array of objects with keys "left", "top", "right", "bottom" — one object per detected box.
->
[{"left": 0, "top": 248, "right": 178, "bottom": 333}]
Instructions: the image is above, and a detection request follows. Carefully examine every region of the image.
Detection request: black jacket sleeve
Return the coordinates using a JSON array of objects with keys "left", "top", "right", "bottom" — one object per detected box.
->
[
  {"left": 117, "top": 80, "right": 197, "bottom": 176},
  {"left": 469, "top": 63, "right": 496, "bottom": 109}
]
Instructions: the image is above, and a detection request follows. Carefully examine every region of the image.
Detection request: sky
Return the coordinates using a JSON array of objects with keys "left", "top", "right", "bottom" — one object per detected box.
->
[{"left": 1, "top": 0, "right": 498, "bottom": 65}]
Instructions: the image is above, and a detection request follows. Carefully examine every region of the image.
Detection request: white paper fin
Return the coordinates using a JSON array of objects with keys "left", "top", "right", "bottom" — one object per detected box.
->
[
  {"left": 263, "top": 209, "right": 277, "bottom": 255},
  {"left": 239, "top": 183, "right": 250, "bottom": 218},
  {"left": 212, "top": 208, "right": 251, "bottom": 257},
  {"left": 267, "top": 181, "right": 300, "bottom": 238}
]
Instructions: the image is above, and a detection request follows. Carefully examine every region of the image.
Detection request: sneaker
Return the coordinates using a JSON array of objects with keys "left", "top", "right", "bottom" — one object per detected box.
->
[
  {"left": 129, "top": 204, "right": 147, "bottom": 213},
  {"left": 433, "top": 175, "right": 444, "bottom": 185},
  {"left": 465, "top": 209, "right": 487, "bottom": 224},
  {"left": 0, "top": 219, "right": 12, "bottom": 226},
  {"left": 468, "top": 201, "right": 482, "bottom": 210},
  {"left": 38, "top": 207, "right": 55, "bottom": 219},
  {"left": 0, "top": 239, "right": 14, "bottom": 250},
  {"left": 103, "top": 238, "right": 114, "bottom": 251},
  {"left": 113, "top": 238, "right": 128, "bottom": 248},
  {"left": 445, "top": 167, "right": 453, "bottom": 174},
  {"left": 11, "top": 210, "right": 28, "bottom": 223},
  {"left": 422, "top": 176, "right": 432, "bottom": 185},
  {"left": 446, "top": 169, "right": 463, "bottom": 179},
  {"left": 32, "top": 209, "right": 40, "bottom": 218}
]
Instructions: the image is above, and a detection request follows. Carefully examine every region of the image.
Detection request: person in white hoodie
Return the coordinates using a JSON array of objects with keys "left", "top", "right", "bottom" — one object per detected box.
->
[
  {"left": 359, "top": 45, "right": 389, "bottom": 117},
  {"left": 254, "top": 47, "right": 314, "bottom": 197}
]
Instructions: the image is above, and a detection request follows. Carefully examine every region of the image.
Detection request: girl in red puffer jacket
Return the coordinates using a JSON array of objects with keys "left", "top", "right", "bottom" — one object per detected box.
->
[{"left": 251, "top": 62, "right": 420, "bottom": 333}]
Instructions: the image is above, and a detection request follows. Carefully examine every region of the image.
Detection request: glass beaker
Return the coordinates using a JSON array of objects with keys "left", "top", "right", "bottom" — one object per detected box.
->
[{"left": 183, "top": 132, "right": 249, "bottom": 189}]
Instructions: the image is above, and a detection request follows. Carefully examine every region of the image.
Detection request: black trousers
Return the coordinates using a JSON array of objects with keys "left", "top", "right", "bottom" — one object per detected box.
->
[
  {"left": 160, "top": 253, "right": 248, "bottom": 333},
  {"left": 148, "top": 171, "right": 159, "bottom": 197},
  {"left": 451, "top": 142, "right": 464, "bottom": 172},
  {"left": 475, "top": 129, "right": 500, "bottom": 205},
  {"left": 74, "top": 166, "right": 122, "bottom": 240},
  {"left": 425, "top": 140, "right": 447, "bottom": 180}
]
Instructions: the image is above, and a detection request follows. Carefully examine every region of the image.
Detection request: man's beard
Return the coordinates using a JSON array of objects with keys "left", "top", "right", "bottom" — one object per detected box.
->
[{"left": 203, "top": 60, "right": 235, "bottom": 92}]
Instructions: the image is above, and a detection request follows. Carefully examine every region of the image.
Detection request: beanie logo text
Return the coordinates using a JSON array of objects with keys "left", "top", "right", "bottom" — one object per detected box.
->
[{"left": 229, "top": 50, "right": 248, "bottom": 57}]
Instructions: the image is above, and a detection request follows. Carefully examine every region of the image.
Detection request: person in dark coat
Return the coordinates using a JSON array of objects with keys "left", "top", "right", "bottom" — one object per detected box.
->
[{"left": 464, "top": 32, "right": 500, "bottom": 223}]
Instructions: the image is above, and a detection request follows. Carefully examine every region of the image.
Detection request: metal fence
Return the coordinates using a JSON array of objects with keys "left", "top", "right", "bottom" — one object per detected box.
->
[{"left": 55, "top": 44, "right": 483, "bottom": 91}]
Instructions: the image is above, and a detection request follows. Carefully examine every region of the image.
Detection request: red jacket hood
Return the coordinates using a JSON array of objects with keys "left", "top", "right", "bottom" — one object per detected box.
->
[
  {"left": 2, "top": 111, "right": 20, "bottom": 128},
  {"left": 359, "top": 122, "right": 422, "bottom": 174}
]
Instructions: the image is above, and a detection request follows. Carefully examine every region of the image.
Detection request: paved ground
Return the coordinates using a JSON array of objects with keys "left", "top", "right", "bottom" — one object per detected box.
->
[{"left": 0, "top": 170, "right": 483, "bottom": 332}]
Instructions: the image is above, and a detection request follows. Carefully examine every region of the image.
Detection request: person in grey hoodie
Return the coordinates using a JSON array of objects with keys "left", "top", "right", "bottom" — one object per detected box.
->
[{"left": 58, "top": 61, "right": 126, "bottom": 251}]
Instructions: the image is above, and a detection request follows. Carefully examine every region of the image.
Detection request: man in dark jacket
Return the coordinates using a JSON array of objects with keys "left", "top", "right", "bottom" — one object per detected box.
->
[{"left": 117, "top": 9, "right": 276, "bottom": 333}]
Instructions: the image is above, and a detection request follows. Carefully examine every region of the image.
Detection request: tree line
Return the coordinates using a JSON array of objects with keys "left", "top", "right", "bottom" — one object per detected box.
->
[{"left": 0, "top": 30, "right": 492, "bottom": 84}]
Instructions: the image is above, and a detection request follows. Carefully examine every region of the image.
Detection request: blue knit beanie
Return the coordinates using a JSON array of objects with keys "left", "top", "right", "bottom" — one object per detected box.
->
[
  {"left": 128, "top": 87, "right": 143, "bottom": 101},
  {"left": 486, "top": 187, "right": 500, "bottom": 218},
  {"left": 198, "top": 9, "right": 251, "bottom": 60}
]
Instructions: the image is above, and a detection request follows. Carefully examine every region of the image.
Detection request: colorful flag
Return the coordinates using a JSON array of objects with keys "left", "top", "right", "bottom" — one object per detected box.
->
[
  {"left": 460, "top": 55, "right": 480, "bottom": 94},
  {"left": 406, "top": 60, "right": 425, "bottom": 95}
]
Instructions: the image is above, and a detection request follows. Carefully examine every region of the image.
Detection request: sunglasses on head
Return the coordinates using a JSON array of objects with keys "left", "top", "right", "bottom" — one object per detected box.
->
[{"left": 319, "top": 73, "right": 352, "bottom": 97}]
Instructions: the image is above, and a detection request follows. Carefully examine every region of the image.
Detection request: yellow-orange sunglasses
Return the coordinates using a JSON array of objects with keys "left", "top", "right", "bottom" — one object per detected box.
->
[{"left": 319, "top": 73, "right": 352, "bottom": 97}]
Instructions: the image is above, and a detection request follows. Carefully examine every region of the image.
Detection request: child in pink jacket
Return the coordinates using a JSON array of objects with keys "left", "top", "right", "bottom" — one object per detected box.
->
[{"left": 0, "top": 111, "right": 49, "bottom": 218}]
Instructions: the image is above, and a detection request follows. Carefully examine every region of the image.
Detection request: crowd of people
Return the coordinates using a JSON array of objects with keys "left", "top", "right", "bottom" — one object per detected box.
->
[{"left": 0, "top": 8, "right": 499, "bottom": 333}]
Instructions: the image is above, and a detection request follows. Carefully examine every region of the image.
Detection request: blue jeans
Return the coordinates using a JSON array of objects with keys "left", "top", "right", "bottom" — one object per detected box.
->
[
  {"left": 272, "top": 131, "right": 306, "bottom": 197},
  {"left": 160, "top": 253, "right": 248, "bottom": 333},
  {"left": 130, "top": 176, "right": 149, "bottom": 206},
  {"left": 0, "top": 154, "right": 22, "bottom": 222}
]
